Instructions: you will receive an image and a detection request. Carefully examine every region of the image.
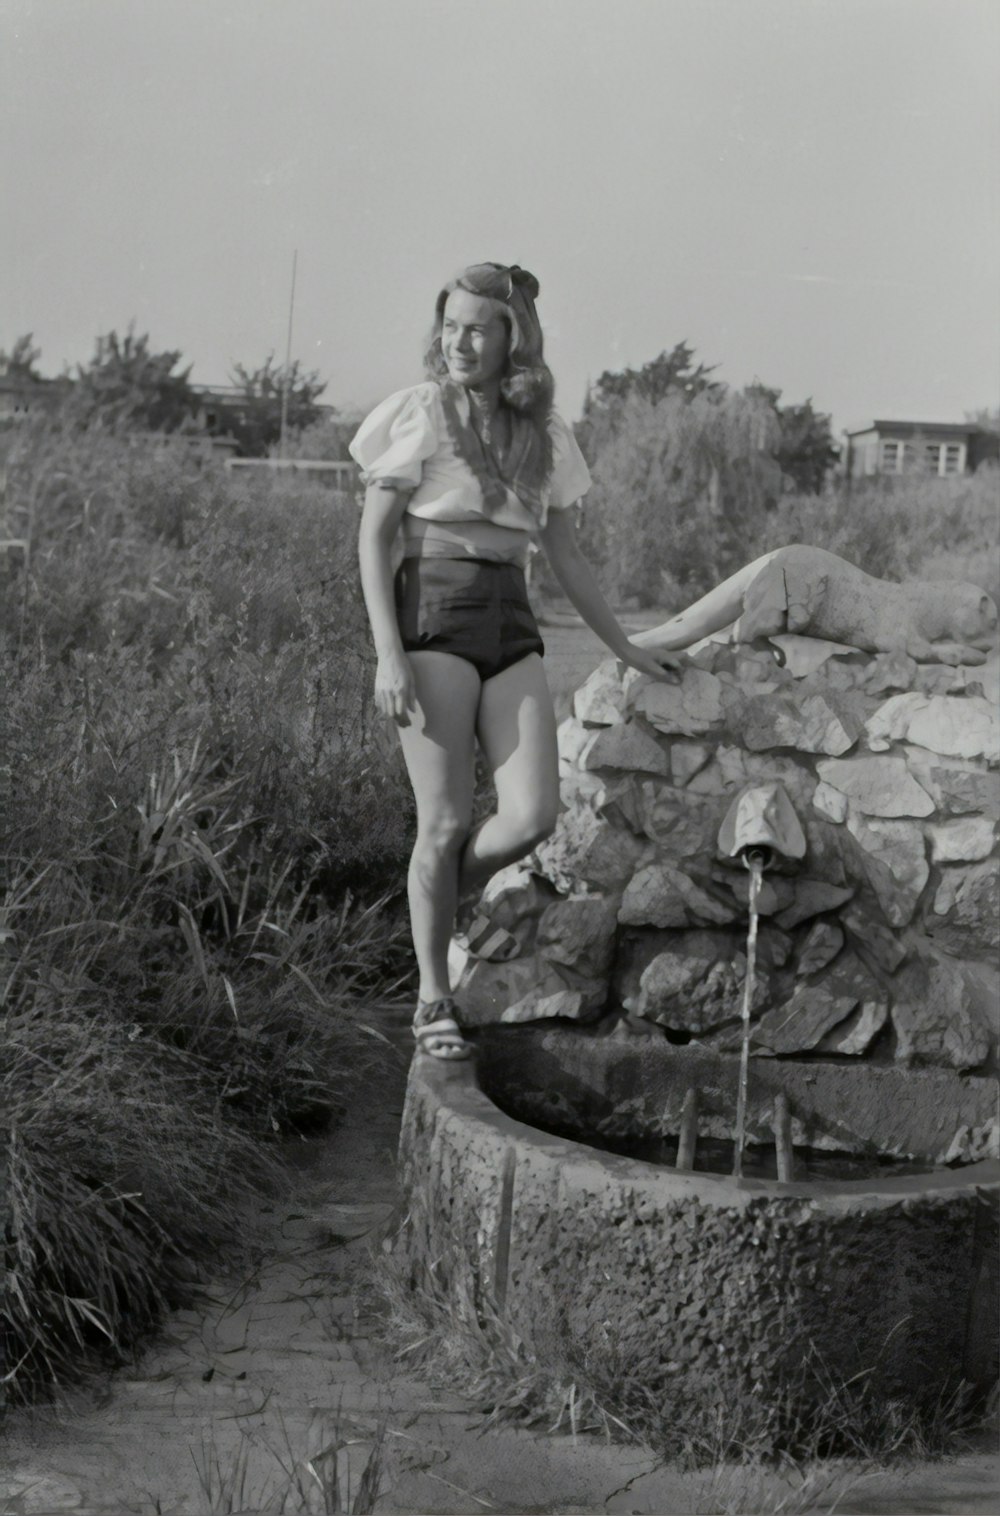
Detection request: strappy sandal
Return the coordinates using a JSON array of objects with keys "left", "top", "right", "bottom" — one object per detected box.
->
[{"left": 412, "top": 997, "right": 473, "bottom": 1060}]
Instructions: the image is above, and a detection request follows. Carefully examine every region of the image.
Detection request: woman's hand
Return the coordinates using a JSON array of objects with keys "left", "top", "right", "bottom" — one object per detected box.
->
[
  {"left": 617, "top": 640, "right": 682, "bottom": 683},
  {"left": 374, "top": 649, "right": 417, "bottom": 725}
]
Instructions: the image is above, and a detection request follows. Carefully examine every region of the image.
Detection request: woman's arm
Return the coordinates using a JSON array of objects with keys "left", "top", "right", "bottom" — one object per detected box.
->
[
  {"left": 537, "top": 508, "right": 678, "bottom": 681},
  {"left": 357, "top": 483, "right": 417, "bottom": 725}
]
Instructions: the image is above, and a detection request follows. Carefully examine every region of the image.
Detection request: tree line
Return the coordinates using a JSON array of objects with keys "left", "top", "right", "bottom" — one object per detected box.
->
[{"left": 0, "top": 328, "right": 344, "bottom": 458}]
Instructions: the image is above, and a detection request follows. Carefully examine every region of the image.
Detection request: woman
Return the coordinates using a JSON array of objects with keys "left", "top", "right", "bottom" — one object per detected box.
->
[{"left": 352, "top": 262, "right": 676, "bottom": 1059}]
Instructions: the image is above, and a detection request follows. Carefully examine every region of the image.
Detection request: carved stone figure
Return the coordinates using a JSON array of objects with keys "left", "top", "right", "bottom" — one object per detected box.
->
[{"left": 631, "top": 545, "right": 998, "bottom": 666}]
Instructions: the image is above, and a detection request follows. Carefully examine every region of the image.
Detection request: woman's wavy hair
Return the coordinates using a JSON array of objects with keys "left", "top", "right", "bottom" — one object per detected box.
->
[{"left": 423, "top": 262, "right": 555, "bottom": 417}]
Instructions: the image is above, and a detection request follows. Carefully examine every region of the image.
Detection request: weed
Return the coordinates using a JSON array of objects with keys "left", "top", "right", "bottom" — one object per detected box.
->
[
  {"left": 190, "top": 1407, "right": 388, "bottom": 1514},
  {"left": 1, "top": 419, "right": 416, "bottom": 1402},
  {"left": 369, "top": 1207, "right": 991, "bottom": 1487}
]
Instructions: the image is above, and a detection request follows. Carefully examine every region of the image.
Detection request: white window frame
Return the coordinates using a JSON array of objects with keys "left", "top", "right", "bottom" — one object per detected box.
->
[{"left": 879, "top": 440, "right": 902, "bottom": 473}]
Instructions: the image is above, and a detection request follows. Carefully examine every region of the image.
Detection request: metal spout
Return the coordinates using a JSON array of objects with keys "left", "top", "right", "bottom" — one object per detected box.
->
[{"left": 717, "top": 783, "right": 806, "bottom": 872}]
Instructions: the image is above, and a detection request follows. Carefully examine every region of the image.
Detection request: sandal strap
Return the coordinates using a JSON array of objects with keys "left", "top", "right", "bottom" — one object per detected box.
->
[{"left": 414, "top": 997, "right": 464, "bottom": 1030}]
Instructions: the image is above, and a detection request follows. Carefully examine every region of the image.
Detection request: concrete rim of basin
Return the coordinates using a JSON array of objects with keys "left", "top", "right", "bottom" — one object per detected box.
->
[{"left": 405, "top": 1051, "right": 1000, "bottom": 1206}]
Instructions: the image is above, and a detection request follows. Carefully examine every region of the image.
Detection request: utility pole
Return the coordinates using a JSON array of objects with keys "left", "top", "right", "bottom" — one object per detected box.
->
[{"left": 278, "top": 250, "right": 298, "bottom": 459}]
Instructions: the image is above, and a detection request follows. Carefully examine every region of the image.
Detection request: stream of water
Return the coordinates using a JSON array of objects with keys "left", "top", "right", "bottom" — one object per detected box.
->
[{"left": 732, "top": 852, "right": 763, "bottom": 1178}]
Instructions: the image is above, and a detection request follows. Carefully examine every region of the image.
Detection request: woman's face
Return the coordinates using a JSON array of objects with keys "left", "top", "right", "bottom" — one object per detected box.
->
[{"left": 441, "top": 289, "right": 509, "bottom": 390}]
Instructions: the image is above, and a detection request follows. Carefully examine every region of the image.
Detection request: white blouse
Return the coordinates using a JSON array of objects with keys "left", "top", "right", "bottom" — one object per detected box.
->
[{"left": 349, "top": 382, "right": 592, "bottom": 535}]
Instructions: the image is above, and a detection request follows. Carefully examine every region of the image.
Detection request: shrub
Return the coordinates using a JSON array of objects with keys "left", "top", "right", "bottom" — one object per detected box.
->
[
  {"left": 574, "top": 376, "right": 999, "bottom": 612},
  {"left": 577, "top": 387, "right": 785, "bottom": 607},
  {"left": 1, "top": 415, "right": 414, "bottom": 1402},
  {"left": 758, "top": 467, "right": 999, "bottom": 607}
]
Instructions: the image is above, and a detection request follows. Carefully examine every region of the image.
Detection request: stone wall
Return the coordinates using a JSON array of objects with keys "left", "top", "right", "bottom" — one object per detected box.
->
[{"left": 453, "top": 633, "right": 999, "bottom": 1158}]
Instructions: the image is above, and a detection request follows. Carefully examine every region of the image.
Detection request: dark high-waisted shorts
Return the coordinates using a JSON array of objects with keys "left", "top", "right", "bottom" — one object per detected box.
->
[{"left": 394, "top": 556, "right": 545, "bottom": 682}]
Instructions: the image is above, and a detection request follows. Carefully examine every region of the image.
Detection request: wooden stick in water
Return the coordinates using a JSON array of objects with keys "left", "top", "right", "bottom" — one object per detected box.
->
[
  {"left": 676, "top": 1087, "right": 698, "bottom": 1171},
  {"left": 773, "top": 1091, "right": 794, "bottom": 1182}
]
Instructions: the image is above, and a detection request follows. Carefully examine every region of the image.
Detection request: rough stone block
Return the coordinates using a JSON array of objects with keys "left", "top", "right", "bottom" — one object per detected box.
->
[
  {"left": 456, "top": 955, "right": 551, "bottom": 1025},
  {"left": 927, "top": 817, "right": 997, "bottom": 864},
  {"left": 532, "top": 805, "right": 653, "bottom": 895},
  {"left": 795, "top": 918, "right": 845, "bottom": 978},
  {"left": 727, "top": 642, "right": 791, "bottom": 690},
  {"left": 845, "top": 813, "right": 929, "bottom": 927},
  {"left": 714, "top": 869, "right": 796, "bottom": 917},
  {"left": 817, "top": 998, "right": 888, "bottom": 1056},
  {"left": 753, "top": 951, "right": 882, "bottom": 1054},
  {"left": 914, "top": 758, "right": 1000, "bottom": 818},
  {"left": 740, "top": 692, "right": 860, "bottom": 756},
  {"left": 669, "top": 740, "right": 713, "bottom": 786},
  {"left": 713, "top": 745, "right": 818, "bottom": 806},
  {"left": 867, "top": 693, "right": 1000, "bottom": 762},
  {"left": 556, "top": 715, "right": 592, "bottom": 769},
  {"left": 457, "top": 953, "right": 607, "bottom": 1027},
  {"left": 861, "top": 651, "right": 919, "bottom": 694},
  {"left": 632, "top": 669, "right": 725, "bottom": 736},
  {"left": 478, "top": 865, "right": 559, "bottom": 952},
  {"left": 536, "top": 894, "right": 620, "bottom": 981},
  {"left": 619, "top": 929, "right": 767, "bottom": 1031},
  {"left": 580, "top": 720, "right": 671, "bottom": 777},
  {"left": 890, "top": 957, "right": 994, "bottom": 1069},
  {"left": 840, "top": 901, "right": 909, "bottom": 973},
  {"left": 751, "top": 983, "right": 858, "bottom": 1054},
  {"left": 813, "top": 780, "right": 849, "bottom": 823},
  {"left": 816, "top": 756, "right": 934, "bottom": 818},
  {"left": 682, "top": 759, "right": 728, "bottom": 795},
  {"left": 614, "top": 926, "right": 733, "bottom": 990},
  {"left": 758, "top": 920, "right": 794, "bottom": 969},
  {"left": 773, "top": 879, "right": 855, "bottom": 930},
  {"left": 572, "top": 659, "right": 628, "bottom": 726},
  {"left": 930, "top": 861, "right": 1000, "bottom": 957},
  {"left": 502, "top": 986, "right": 606, "bottom": 1024},
  {"left": 619, "top": 863, "right": 739, "bottom": 929},
  {"left": 598, "top": 776, "right": 718, "bottom": 858}
]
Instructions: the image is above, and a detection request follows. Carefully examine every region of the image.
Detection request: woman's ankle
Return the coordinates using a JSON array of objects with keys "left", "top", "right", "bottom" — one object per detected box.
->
[{"left": 417, "top": 987, "right": 453, "bottom": 1008}]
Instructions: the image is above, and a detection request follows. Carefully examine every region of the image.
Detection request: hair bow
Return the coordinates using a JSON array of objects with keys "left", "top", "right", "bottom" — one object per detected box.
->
[{"left": 507, "top": 265, "right": 540, "bottom": 300}]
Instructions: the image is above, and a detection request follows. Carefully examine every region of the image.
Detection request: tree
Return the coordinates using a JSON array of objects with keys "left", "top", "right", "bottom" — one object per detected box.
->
[
  {"left": 745, "top": 385, "right": 838, "bottom": 494},
  {"left": 579, "top": 385, "right": 783, "bottom": 607},
  {"left": 226, "top": 355, "right": 328, "bottom": 456},
  {"left": 0, "top": 334, "right": 44, "bottom": 382},
  {"left": 576, "top": 341, "right": 722, "bottom": 462},
  {"left": 965, "top": 406, "right": 1000, "bottom": 434},
  {"left": 585, "top": 341, "right": 720, "bottom": 412},
  {"left": 70, "top": 326, "right": 201, "bottom": 433}
]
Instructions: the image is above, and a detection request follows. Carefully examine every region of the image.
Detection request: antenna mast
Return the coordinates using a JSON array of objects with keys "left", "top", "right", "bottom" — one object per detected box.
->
[{"left": 278, "top": 249, "right": 298, "bottom": 458}]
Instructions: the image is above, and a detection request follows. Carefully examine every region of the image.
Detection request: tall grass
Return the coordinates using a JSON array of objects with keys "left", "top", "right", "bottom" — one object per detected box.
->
[
  {"left": 758, "top": 468, "right": 1000, "bottom": 608},
  {"left": 1, "top": 414, "right": 415, "bottom": 1403}
]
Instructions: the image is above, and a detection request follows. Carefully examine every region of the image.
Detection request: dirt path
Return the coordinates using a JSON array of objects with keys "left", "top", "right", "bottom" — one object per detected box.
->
[{"left": 2, "top": 1015, "right": 998, "bottom": 1515}]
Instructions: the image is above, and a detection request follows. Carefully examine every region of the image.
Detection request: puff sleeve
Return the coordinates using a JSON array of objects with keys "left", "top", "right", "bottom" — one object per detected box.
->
[
  {"left": 546, "top": 413, "right": 592, "bottom": 510},
  {"left": 348, "top": 384, "right": 440, "bottom": 488}
]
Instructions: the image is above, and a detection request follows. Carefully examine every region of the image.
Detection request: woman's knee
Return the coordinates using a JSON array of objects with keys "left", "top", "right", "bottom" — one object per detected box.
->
[{"left": 413, "top": 811, "right": 470, "bottom": 861}]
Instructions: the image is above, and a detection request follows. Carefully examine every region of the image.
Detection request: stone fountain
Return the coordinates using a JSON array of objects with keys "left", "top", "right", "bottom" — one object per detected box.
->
[{"left": 398, "top": 548, "right": 1000, "bottom": 1428}]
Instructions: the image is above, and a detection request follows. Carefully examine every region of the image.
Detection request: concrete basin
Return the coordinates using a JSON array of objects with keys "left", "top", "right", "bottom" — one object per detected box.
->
[{"left": 398, "top": 1029, "right": 999, "bottom": 1434}]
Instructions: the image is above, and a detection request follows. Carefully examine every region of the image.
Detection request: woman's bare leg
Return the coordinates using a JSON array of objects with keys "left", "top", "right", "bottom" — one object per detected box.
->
[
  {"left": 396, "top": 650, "right": 481, "bottom": 1005},
  {"left": 458, "top": 653, "right": 559, "bottom": 896}
]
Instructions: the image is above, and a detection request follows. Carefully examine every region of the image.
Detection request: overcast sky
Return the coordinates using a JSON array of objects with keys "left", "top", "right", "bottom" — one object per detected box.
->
[{"left": 3, "top": 0, "right": 998, "bottom": 434}]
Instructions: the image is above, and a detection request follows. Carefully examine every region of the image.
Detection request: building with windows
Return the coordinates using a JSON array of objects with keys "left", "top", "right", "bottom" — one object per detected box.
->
[{"left": 843, "top": 420, "right": 998, "bottom": 480}]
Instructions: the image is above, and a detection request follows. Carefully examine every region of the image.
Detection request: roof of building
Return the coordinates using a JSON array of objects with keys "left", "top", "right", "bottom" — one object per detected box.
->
[{"left": 844, "top": 419, "right": 978, "bottom": 438}]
